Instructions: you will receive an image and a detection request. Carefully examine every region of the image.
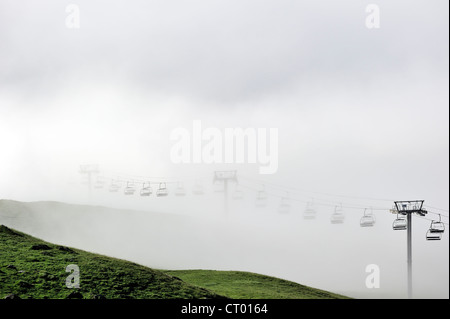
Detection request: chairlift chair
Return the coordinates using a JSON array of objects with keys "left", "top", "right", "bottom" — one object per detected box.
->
[
  {"left": 429, "top": 215, "right": 445, "bottom": 233},
  {"left": 360, "top": 208, "right": 376, "bottom": 227},
  {"left": 360, "top": 215, "right": 375, "bottom": 227},
  {"left": 426, "top": 215, "right": 445, "bottom": 241},
  {"left": 140, "top": 183, "right": 153, "bottom": 197},
  {"left": 94, "top": 179, "right": 105, "bottom": 189},
  {"left": 392, "top": 214, "right": 407, "bottom": 230},
  {"left": 255, "top": 191, "right": 268, "bottom": 208},
  {"left": 124, "top": 182, "right": 136, "bottom": 195},
  {"left": 331, "top": 205, "right": 345, "bottom": 224},
  {"left": 331, "top": 214, "right": 345, "bottom": 224},
  {"left": 303, "top": 208, "right": 316, "bottom": 220},
  {"left": 174, "top": 184, "right": 186, "bottom": 196},
  {"left": 278, "top": 197, "right": 291, "bottom": 214},
  {"left": 232, "top": 188, "right": 244, "bottom": 200},
  {"left": 192, "top": 184, "right": 204, "bottom": 195},
  {"left": 213, "top": 181, "right": 224, "bottom": 193},
  {"left": 426, "top": 229, "right": 442, "bottom": 241},
  {"left": 279, "top": 195, "right": 290, "bottom": 207},
  {"left": 430, "top": 221, "right": 445, "bottom": 233},
  {"left": 109, "top": 181, "right": 121, "bottom": 193},
  {"left": 303, "top": 201, "right": 317, "bottom": 220},
  {"left": 156, "top": 182, "right": 169, "bottom": 197}
]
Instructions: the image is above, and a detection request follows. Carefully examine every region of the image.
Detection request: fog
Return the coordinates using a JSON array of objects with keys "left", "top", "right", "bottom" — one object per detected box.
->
[{"left": 0, "top": 0, "right": 448, "bottom": 298}]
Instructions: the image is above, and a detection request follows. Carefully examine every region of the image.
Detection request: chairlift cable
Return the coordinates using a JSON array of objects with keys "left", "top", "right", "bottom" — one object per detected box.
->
[
  {"left": 423, "top": 205, "right": 449, "bottom": 213},
  {"left": 86, "top": 170, "right": 448, "bottom": 223},
  {"left": 415, "top": 214, "right": 449, "bottom": 226},
  {"left": 239, "top": 174, "right": 396, "bottom": 202}
]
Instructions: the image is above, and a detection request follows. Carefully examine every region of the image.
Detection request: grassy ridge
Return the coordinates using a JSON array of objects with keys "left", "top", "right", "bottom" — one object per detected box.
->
[
  {"left": 0, "top": 225, "right": 222, "bottom": 299},
  {"left": 0, "top": 224, "right": 348, "bottom": 299},
  {"left": 165, "top": 270, "right": 349, "bottom": 299}
]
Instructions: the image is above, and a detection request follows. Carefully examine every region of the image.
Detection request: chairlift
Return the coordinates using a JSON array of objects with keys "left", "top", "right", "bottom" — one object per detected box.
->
[
  {"left": 109, "top": 181, "right": 121, "bottom": 193},
  {"left": 392, "top": 214, "right": 407, "bottom": 230},
  {"left": 213, "top": 181, "right": 224, "bottom": 193},
  {"left": 426, "top": 229, "right": 442, "bottom": 241},
  {"left": 303, "top": 207, "right": 316, "bottom": 219},
  {"left": 174, "top": 183, "right": 186, "bottom": 196},
  {"left": 360, "top": 208, "right": 376, "bottom": 227},
  {"left": 140, "top": 182, "right": 153, "bottom": 197},
  {"left": 255, "top": 190, "right": 268, "bottom": 208},
  {"left": 426, "top": 215, "right": 445, "bottom": 241},
  {"left": 303, "top": 201, "right": 317, "bottom": 220},
  {"left": 156, "top": 182, "right": 169, "bottom": 197},
  {"left": 331, "top": 205, "right": 345, "bottom": 224},
  {"left": 94, "top": 179, "right": 105, "bottom": 189},
  {"left": 192, "top": 183, "right": 204, "bottom": 195},
  {"left": 429, "top": 215, "right": 445, "bottom": 233},
  {"left": 278, "top": 196, "right": 291, "bottom": 214},
  {"left": 426, "top": 229, "right": 442, "bottom": 240},
  {"left": 124, "top": 182, "right": 136, "bottom": 195},
  {"left": 304, "top": 208, "right": 316, "bottom": 219}
]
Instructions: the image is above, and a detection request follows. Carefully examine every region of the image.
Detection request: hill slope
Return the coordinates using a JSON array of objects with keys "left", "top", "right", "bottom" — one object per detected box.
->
[
  {"left": 165, "top": 270, "right": 349, "bottom": 299},
  {"left": 0, "top": 225, "right": 222, "bottom": 299},
  {"left": 1, "top": 225, "right": 349, "bottom": 299}
]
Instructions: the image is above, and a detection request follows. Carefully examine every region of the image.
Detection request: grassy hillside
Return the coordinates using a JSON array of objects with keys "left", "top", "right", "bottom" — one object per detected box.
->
[
  {"left": 165, "top": 270, "right": 349, "bottom": 299},
  {"left": 0, "top": 224, "right": 349, "bottom": 299},
  {"left": 0, "top": 225, "right": 223, "bottom": 299}
]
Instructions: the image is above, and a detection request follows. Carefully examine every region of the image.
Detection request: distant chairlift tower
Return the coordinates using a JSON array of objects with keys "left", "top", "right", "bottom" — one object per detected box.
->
[
  {"left": 79, "top": 164, "right": 99, "bottom": 201},
  {"left": 393, "top": 200, "right": 427, "bottom": 299},
  {"left": 213, "top": 170, "right": 238, "bottom": 214}
]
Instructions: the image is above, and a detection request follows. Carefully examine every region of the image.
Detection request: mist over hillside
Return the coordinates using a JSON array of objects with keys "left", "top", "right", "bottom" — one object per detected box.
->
[{"left": 1, "top": 199, "right": 448, "bottom": 299}]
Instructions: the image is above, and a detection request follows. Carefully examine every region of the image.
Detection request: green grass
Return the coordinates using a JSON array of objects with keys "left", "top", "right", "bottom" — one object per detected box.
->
[
  {"left": 0, "top": 225, "right": 223, "bottom": 299},
  {"left": 165, "top": 270, "right": 349, "bottom": 299},
  {"left": 0, "top": 224, "right": 349, "bottom": 299}
]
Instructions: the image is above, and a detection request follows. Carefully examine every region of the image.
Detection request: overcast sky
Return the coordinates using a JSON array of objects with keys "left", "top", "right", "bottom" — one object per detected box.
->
[
  {"left": 0, "top": 0, "right": 448, "bottom": 203},
  {"left": 0, "top": 0, "right": 448, "bottom": 298}
]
